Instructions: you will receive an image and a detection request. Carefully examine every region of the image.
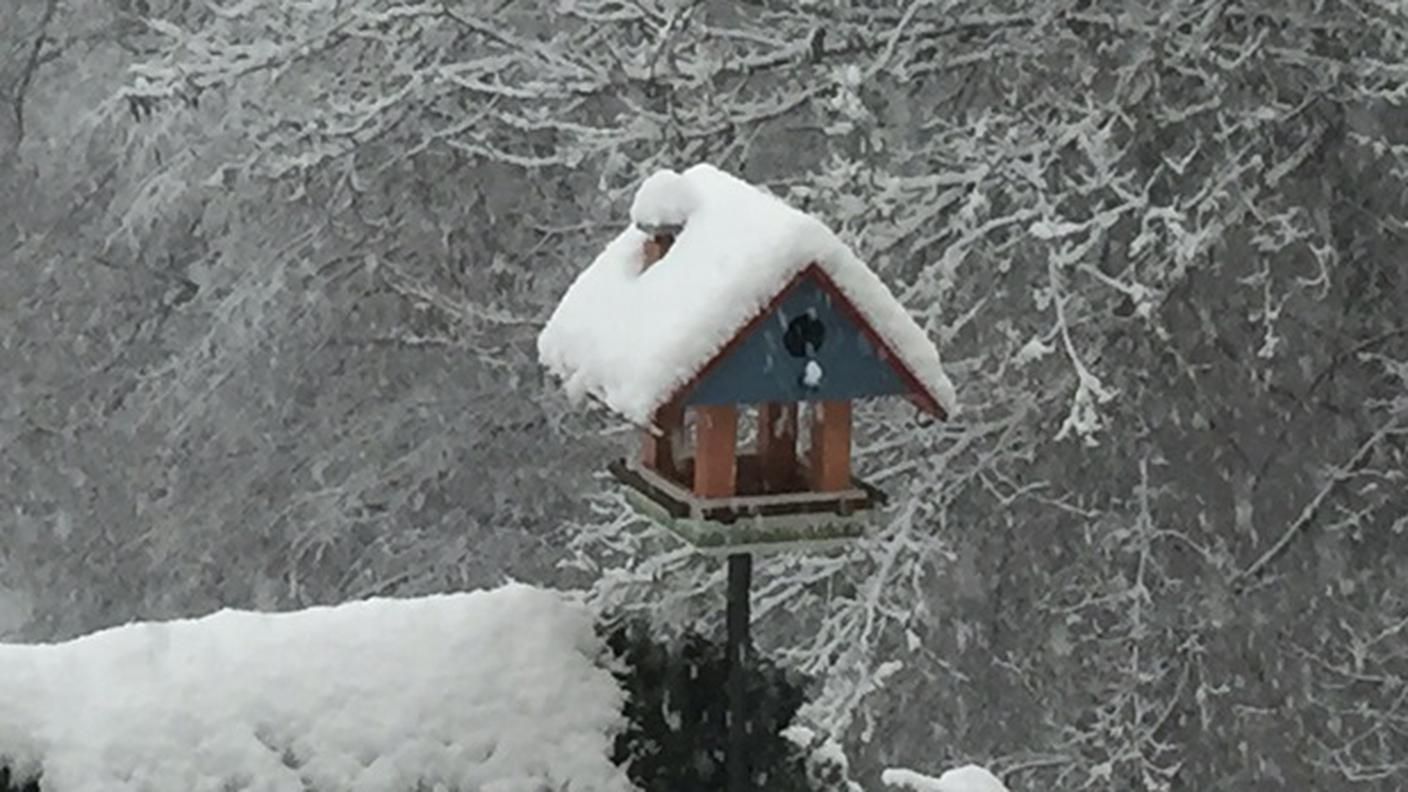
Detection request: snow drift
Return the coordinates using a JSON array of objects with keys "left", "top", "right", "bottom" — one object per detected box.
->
[{"left": 0, "top": 584, "right": 633, "bottom": 792}]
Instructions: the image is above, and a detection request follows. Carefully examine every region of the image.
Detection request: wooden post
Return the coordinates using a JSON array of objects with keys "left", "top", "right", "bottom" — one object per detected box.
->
[
  {"left": 641, "top": 231, "right": 677, "bottom": 271},
  {"left": 692, "top": 402, "right": 750, "bottom": 791},
  {"left": 726, "top": 552, "right": 752, "bottom": 792},
  {"left": 757, "top": 402, "right": 798, "bottom": 494},
  {"left": 808, "top": 400, "right": 852, "bottom": 492},
  {"left": 693, "top": 404, "right": 738, "bottom": 498},
  {"left": 641, "top": 401, "right": 684, "bottom": 481}
]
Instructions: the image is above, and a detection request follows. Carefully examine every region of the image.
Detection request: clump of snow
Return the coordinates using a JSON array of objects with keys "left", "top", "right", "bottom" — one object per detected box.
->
[
  {"left": 629, "top": 168, "right": 699, "bottom": 231},
  {"left": 1012, "top": 336, "right": 1053, "bottom": 367},
  {"left": 540, "top": 163, "right": 957, "bottom": 424},
  {"left": 1028, "top": 218, "right": 1085, "bottom": 240},
  {"left": 0, "top": 584, "right": 633, "bottom": 792},
  {"left": 780, "top": 724, "right": 815, "bottom": 748},
  {"left": 802, "top": 359, "right": 824, "bottom": 388},
  {"left": 882, "top": 764, "right": 1010, "bottom": 792}
]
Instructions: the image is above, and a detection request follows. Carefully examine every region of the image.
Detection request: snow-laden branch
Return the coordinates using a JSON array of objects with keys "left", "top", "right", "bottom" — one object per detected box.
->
[{"left": 1235, "top": 411, "right": 1407, "bottom": 585}]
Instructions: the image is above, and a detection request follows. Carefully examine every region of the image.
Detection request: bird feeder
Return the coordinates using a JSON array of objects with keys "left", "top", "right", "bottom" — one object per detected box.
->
[{"left": 539, "top": 165, "right": 955, "bottom": 553}]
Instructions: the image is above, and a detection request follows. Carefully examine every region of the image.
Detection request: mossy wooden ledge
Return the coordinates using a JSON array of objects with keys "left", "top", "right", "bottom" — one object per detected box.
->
[{"left": 609, "top": 458, "right": 885, "bottom": 554}]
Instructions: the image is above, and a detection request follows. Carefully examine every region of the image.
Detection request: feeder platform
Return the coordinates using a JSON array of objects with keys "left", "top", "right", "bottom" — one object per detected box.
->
[{"left": 608, "top": 456, "right": 887, "bottom": 554}]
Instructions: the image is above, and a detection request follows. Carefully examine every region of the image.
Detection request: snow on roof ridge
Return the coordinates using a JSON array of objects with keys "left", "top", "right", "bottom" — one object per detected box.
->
[
  {"left": 0, "top": 584, "right": 632, "bottom": 792},
  {"left": 630, "top": 167, "right": 699, "bottom": 231},
  {"left": 539, "top": 163, "right": 957, "bottom": 424}
]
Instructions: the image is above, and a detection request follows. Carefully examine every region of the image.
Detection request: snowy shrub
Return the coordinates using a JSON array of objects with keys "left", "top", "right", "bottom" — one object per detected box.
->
[
  {"left": 606, "top": 619, "right": 846, "bottom": 792},
  {"left": 0, "top": 586, "right": 632, "bottom": 792}
]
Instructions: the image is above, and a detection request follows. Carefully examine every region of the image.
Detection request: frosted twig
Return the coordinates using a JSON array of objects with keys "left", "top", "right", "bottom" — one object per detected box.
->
[{"left": 1235, "top": 413, "right": 1405, "bottom": 585}]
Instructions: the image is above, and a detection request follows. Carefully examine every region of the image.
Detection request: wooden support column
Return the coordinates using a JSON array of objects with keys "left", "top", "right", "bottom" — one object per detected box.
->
[
  {"left": 641, "top": 401, "right": 685, "bottom": 481},
  {"left": 757, "top": 402, "right": 798, "bottom": 494},
  {"left": 808, "top": 400, "right": 852, "bottom": 492},
  {"left": 693, "top": 404, "right": 738, "bottom": 498}
]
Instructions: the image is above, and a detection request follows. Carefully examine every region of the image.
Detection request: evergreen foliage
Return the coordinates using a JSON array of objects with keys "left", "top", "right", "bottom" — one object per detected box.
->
[{"left": 606, "top": 619, "right": 835, "bottom": 792}]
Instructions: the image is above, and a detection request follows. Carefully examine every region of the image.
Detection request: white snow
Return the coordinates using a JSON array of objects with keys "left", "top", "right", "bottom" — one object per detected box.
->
[
  {"left": 539, "top": 163, "right": 957, "bottom": 425},
  {"left": 779, "top": 724, "right": 816, "bottom": 748},
  {"left": 1012, "top": 336, "right": 1053, "bottom": 367},
  {"left": 802, "top": 359, "right": 825, "bottom": 388},
  {"left": 882, "top": 764, "right": 1010, "bottom": 792},
  {"left": 629, "top": 168, "right": 699, "bottom": 230},
  {"left": 0, "top": 584, "right": 633, "bottom": 792},
  {"left": 1027, "top": 218, "right": 1085, "bottom": 240}
]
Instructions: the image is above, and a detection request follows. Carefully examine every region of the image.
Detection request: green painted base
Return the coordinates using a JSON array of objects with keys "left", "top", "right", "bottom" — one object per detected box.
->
[{"left": 622, "top": 487, "right": 868, "bottom": 555}]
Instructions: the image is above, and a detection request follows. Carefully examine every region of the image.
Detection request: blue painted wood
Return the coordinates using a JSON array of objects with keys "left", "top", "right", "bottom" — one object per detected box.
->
[{"left": 683, "top": 274, "right": 910, "bottom": 406}]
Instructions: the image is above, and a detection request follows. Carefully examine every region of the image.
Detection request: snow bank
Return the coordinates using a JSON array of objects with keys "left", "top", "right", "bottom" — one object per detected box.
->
[
  {"left": 882, "top": 764, "right": 1010, "bottom": 792},
  {"left": 0, "top": 584, "right": 633, "bottom": 792},
  {"left": 539, "top": 164, "right": 957, "bottom": 425}
]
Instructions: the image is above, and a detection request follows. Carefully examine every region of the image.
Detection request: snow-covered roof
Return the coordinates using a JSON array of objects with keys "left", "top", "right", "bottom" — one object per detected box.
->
[
  {"left": 538, "top": 164, "right": 957, "bottom": 425},
  {"left": 0, "top": 585, "right": 632, "bottom": 792}
]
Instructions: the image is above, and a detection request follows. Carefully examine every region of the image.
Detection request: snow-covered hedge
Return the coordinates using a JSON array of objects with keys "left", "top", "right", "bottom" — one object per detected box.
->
[{"left": 0, "top": 585, "right": 631, "bottom": 792}]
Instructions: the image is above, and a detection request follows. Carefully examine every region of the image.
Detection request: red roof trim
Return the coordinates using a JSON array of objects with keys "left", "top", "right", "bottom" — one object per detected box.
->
[{"left": 661, "top": 263, "right": 948, "bottom": 419}]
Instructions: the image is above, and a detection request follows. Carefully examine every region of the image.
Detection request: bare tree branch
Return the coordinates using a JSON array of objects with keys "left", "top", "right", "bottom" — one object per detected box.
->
[
  {"left": 1235, "top": 412, "right": 1406, "bottom": 586},
  {"left": 9, "top": 0, "right": 59, "bottom": 146}
]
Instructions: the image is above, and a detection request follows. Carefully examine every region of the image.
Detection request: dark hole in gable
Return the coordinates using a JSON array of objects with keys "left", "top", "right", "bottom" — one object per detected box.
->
[{"left": 782, "top": 314, "right": 825, "bottom": 358}]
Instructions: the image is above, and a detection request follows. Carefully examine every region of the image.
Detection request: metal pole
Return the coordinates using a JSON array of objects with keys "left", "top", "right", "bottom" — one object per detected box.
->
[{"left": 726, "top": 551, "right": 753, "bottom": 792}]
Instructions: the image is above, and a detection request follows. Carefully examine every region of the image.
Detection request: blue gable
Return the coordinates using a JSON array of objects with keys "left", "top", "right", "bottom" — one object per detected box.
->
[{"left": 682, "top": 272, "right": 911, "bottom": 406}]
